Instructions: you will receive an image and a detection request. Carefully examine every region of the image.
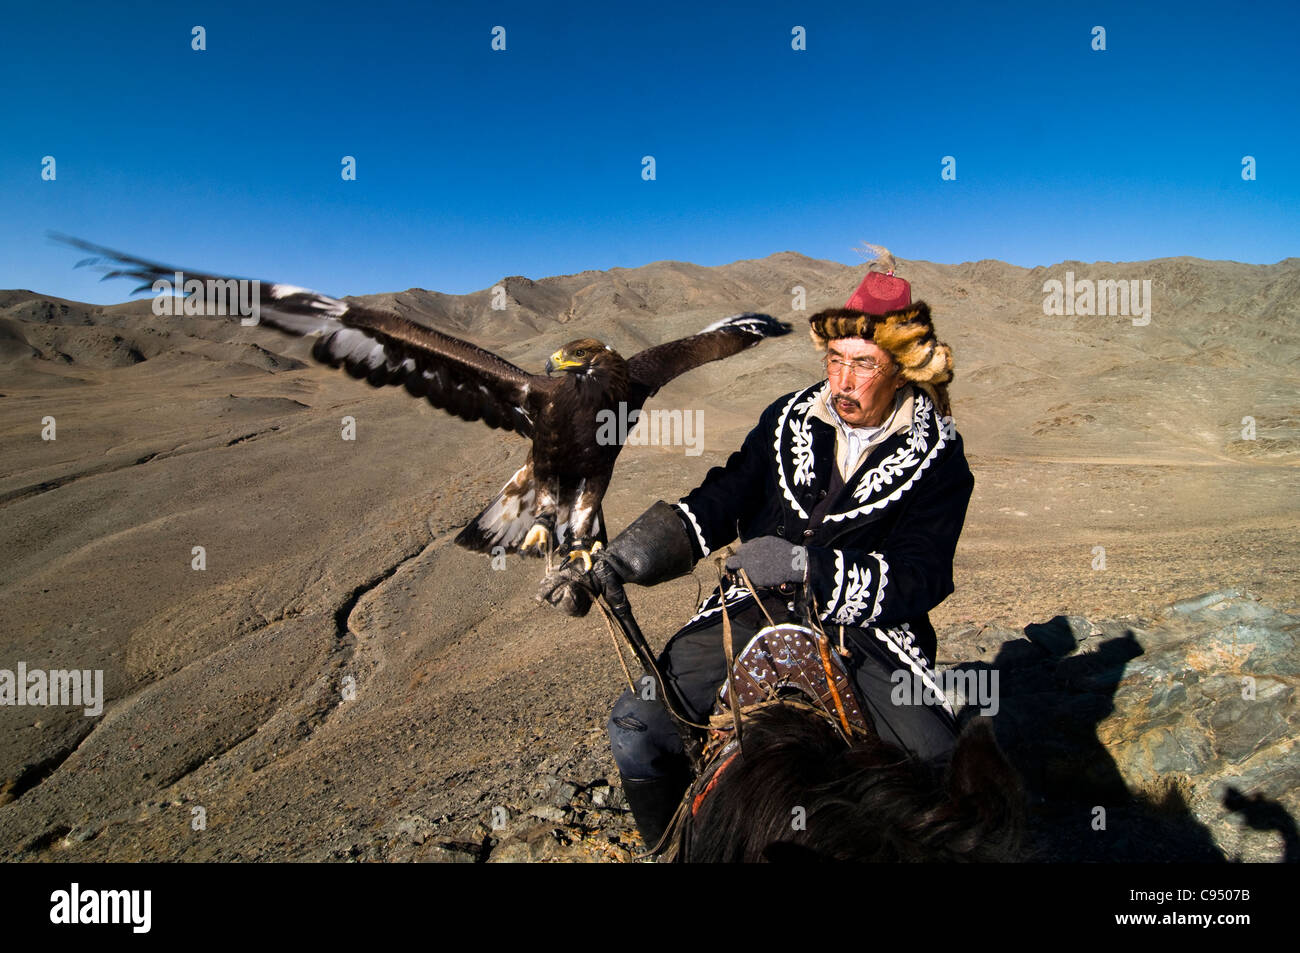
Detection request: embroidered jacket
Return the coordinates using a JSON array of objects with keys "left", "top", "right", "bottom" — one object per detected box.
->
[{"left": 671, "top": 381, "right": 973, "bottom": 668}]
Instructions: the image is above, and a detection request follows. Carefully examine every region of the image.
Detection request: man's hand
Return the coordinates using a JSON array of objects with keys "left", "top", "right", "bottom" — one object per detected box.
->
[
  {"left": 535, "top": 560, "right": 595, "bottom": 617},
  {"left": 724, "top": 536, "right": 808, "bottom": 588}
]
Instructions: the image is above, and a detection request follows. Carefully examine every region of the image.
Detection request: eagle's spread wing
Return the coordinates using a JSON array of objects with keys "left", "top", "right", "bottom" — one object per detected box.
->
[
  {"left": 626, "top": 312, "right": 791, "bottom": 405},
  {"left": 55, "top": 235, "right": 546, "bottom": 436}
]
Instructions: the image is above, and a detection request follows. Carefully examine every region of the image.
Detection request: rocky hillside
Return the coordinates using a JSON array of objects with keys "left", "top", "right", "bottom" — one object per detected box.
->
[{"left": 1, "top": 250, "right": 1296, "bottom": 861}]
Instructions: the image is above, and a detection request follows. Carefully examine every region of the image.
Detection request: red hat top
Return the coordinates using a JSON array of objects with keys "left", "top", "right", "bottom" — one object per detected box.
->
[{"left": 845, "top": 269, "right": 911, "bottom": 314}]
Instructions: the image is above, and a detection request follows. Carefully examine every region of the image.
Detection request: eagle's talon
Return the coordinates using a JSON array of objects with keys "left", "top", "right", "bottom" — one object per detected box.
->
[
  {"left": 521, "top": 520, "right": 554, "bottom": 556},
  {"left": 565, "top": 548, "right": 595, "bottom": 572},
  {"left": 562, "top": 539, "right": 603, "bottom": 573}
]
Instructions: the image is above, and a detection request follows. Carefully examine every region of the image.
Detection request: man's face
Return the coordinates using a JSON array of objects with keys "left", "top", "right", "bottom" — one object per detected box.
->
[{"left": 824, "top": 338, "right": 903, "bottom": 427}]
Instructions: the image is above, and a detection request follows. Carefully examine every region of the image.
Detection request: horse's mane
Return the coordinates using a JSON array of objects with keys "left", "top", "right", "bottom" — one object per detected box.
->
[{"left": 679, "top": 705, "right": 1023, "bottom": 862}]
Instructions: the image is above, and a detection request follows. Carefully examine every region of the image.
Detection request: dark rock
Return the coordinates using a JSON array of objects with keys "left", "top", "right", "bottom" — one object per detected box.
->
[
  {"left": 978, "top": 589, "right": 1300, "bottom": 861},
  {"left": 415, "top": 842, "right": 479, "bottom": 863}
]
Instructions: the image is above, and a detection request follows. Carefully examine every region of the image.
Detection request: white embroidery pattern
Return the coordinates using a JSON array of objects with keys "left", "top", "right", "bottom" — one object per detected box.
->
[
  {"left": 793, "top": 389, "right": 820, "bottom": 415},
  {"left": 866, "top": 552, "right": 889, "bottom": 623},
  {"left": 684, "top": 580, "right": 752, "bottom": 626},
  {"left": 896, "top": 623, "right": 921, "bottom": 661},
  {"left": 791, "top": 415, "right": 815, "bottom": 487},
  {"left": 820, "top": 550, "right": 846, "bottom": 623},
  {"left": 674, "top": 502, "right": 710, "bottom": 557},
  {"left": 774, "top": 384, "right": 821, "bottom": 519},
  {"left": 789, "top": 389, "right": 818, "bottom": 488},
  {"left": 874, "top": 625, "right": 955, "bottom": 718},
  {"left": 852, "top": 409, "right": 929, "bottom": 502},
  {"left": 823, "top": 392, "right": 949, "bottom": 524},
  {"left": 833, "top": 562, "right": 873, "bottom": 624}
]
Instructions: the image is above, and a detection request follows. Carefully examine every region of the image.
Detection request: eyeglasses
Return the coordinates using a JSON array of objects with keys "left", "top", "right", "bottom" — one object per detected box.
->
[{"left": 825, "top": 355, "right": 890, "bottom": 382}]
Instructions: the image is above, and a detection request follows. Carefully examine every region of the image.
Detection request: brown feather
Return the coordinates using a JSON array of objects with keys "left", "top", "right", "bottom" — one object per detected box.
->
[{"left": 627, "top": 312, "right": 791, "bottom": 403}]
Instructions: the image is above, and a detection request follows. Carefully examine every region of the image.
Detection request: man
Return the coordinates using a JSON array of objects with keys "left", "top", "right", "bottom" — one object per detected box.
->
[{"left": 538, "top": 265, "right": 974, "bottom": 849}]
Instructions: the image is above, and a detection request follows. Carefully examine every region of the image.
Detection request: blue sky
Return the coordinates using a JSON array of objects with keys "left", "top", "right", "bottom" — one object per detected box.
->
[{"left": 4, "top": 0, "right": 1297, "bottom": 303}]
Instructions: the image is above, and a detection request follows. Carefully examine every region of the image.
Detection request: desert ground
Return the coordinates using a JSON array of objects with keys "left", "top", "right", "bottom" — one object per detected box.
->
[{"left": 1, "top": 252, "right": 1296, "bottom": 860}]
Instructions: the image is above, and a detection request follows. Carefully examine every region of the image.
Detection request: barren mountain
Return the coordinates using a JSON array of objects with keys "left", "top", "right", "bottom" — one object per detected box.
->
[{"left": 0, "top": 252, "right": 1296, "bottom": 861}]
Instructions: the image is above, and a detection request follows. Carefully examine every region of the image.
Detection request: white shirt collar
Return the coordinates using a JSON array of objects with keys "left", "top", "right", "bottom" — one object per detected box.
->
[{"left": 810, "top": 382, "right": 915, "bottom": 478}]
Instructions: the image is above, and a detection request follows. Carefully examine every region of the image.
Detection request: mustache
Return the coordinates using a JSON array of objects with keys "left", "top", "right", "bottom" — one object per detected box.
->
[{"left": 832, "top": 393, "right": 859, "bottom": 407}]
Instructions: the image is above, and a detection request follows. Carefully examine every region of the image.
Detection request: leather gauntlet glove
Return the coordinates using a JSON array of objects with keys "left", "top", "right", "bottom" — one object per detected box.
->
[{"left": 535, "top": 500, "right": 696, "bottom": 616}]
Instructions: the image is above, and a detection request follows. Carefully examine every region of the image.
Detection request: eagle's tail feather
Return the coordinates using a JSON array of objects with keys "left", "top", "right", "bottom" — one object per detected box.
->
[{"left": 454, "top": 465, "right": 537, "bottom": 554}]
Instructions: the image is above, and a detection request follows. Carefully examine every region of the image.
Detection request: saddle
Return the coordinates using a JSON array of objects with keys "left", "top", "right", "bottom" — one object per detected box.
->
[
  {"left": 714, "top": 623, "right": 871, "bottom": 736},
  {"left": 691, "top": 593, "right": 877, "bottom": 818}
]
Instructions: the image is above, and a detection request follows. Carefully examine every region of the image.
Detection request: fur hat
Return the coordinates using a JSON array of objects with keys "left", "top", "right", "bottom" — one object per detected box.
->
[{"left": 809, "top": 257, "right": 954, "bottom": 417}]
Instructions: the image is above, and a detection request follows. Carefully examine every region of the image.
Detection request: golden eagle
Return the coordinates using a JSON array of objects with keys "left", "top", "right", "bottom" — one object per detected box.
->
[{"left": 60, "top": 237, "right": 791, "bottom": 567}]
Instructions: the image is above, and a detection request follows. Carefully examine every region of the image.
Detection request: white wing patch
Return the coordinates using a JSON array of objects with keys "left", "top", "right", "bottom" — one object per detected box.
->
[
  {"left": 267, "top": 284, "right": 348, "bottom": 317},
  {"left": 699, "top": 312, "right": 785, "bottom": 338}
]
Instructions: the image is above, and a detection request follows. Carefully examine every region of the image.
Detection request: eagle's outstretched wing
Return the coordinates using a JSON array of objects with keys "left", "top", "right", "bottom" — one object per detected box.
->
[
  {"left": 54, "top": 235, "right": 547, "bottom": 435},
  {"left": 626, "top": 312, "right": 792, "bottom": 406}
]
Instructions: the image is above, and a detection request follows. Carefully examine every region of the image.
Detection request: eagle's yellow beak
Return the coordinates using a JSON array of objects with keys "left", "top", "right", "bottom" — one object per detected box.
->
[{"left": 546, "top": 349, "right": 583, "bottom": 373}]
